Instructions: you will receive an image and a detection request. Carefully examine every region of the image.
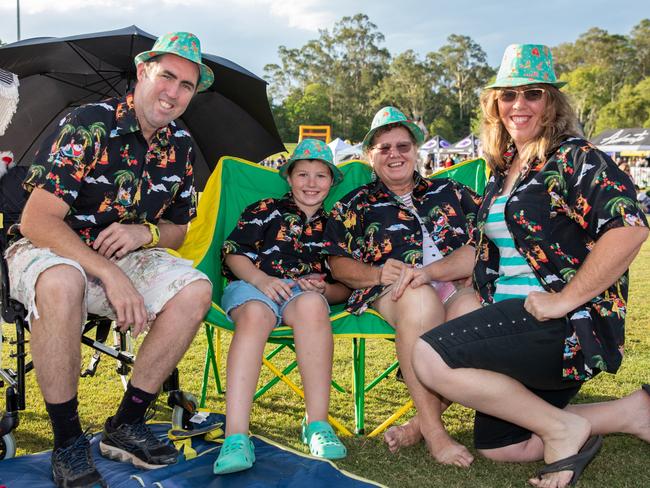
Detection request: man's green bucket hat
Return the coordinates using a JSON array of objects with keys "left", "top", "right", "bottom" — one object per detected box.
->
[
  {"left": 134, "top": 32, "right": 214, "bottom": 92},
  {"left": 486, "top": 44, "right": 566, "bottom": 89},
  {"left": 362, "top": 106, "right": 424, "bottom": 150},
  {"left": 279, "top": 138, "right": 344, "bottom": 186}
]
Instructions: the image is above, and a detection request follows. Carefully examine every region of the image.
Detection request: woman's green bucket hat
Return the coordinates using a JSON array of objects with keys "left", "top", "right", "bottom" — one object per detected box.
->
[
  {"left": 362, "top": 106, "right": 424, "bottom": 150},
  {"left": 134, "top": 32, "right": 214, "bottom": 92},
  {"left": 279, "top": 138, "right": 344, "bottom": 186},
  {"left": 486, "top": 44, "right": 566, "bottom": 89}
]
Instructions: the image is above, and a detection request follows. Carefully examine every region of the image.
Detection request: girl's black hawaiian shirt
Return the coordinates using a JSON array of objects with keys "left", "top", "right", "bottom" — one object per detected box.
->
[
  {"left": 474, "top": 137, "right": 648, "bottom": 381},
  {"left": 323, "top": 172, "right": 481, "bottom": 314},
  {"left": 222, "top": 194, "right": 330, "bottom": 281},
  {"left": 24, "top": 93, "right": 197, "bottom": 246}
]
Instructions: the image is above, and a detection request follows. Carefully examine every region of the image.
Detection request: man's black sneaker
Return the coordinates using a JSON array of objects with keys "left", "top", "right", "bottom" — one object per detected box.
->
[
  {"left": 99, "top": 417, "right": 178, "bottom": 469},
  {"left": 51, "top": 433, "right": 107, "bottom": 488}
]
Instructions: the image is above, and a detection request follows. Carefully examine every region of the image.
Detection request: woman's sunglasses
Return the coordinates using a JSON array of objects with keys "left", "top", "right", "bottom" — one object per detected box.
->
[
  {"left": 497, "top": 88, "right": 546, "bottom": 103},
  {"left": 371, "top": 141, "right": 414, "bottom": 154}
]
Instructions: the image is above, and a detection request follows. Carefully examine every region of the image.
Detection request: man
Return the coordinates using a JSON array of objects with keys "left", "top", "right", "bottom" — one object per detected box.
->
[{"left": 6, "top": 32, "right": 214, "bottom": 488}]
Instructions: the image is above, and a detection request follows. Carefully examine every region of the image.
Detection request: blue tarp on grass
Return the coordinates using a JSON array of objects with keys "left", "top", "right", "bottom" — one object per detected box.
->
[{"left": 0, "top": 417, "right": 384, "bottom": 487}]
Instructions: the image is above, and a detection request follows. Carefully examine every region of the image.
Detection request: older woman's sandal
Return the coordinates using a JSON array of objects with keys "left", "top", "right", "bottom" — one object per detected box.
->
[
  {"left": 213, "top": 433, "right": 255, "bottom": 475},
  {"left": 301, "top": 419, "right": 347, "bottom": 459},
  {"left": 535, "top": 435, "right": 603, "bottom": 486}
]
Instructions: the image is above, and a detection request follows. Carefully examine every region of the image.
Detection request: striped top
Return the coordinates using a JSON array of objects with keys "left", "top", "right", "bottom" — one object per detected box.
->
[{"left": 484, "top": 195, "right": 544, "bottom": 301}]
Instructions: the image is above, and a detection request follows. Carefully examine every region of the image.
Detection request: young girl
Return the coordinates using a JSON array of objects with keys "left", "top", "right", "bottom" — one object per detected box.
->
[{"left": 214, "top": 139, "right": 350, "bottom": 475}]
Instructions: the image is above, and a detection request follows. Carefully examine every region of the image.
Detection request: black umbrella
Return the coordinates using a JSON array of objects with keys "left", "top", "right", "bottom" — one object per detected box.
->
[{"left": 0, "top": 25, "right": 284, "bottom": 189}]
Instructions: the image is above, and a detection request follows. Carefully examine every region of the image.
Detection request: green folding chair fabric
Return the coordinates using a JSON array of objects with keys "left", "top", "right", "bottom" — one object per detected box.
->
[{"left": 178, "top": 156, "right": 487, "bottom": 435}]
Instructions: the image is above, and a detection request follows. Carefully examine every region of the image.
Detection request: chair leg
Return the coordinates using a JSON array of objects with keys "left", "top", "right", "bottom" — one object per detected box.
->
[
  {"left": 200, "top": 324, "right": 224, "bottom": 408},
  {"left": 352, "top": 338, "right": 366, "bottom": 435}
]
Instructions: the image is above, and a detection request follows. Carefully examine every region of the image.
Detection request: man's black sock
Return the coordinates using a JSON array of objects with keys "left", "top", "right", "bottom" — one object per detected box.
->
[
  {"left": 45, "top": 396, "right": 83, "bottom": 450},
  {"left": 110, "top": 381, "right": 157, "bottom": 428}
]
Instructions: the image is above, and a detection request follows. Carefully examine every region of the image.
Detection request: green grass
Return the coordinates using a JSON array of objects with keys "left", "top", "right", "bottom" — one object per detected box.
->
[{"left": 3, "top": 242, "right": 650, "bottom": 486}]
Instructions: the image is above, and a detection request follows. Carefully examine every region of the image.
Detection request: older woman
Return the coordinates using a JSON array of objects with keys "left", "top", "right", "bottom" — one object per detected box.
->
[
  {"left": 412, "top": 44, "right": 650, "bottom": 488},
  {"left": 323, "top": 107, "right": 481, "bottom": 466}
]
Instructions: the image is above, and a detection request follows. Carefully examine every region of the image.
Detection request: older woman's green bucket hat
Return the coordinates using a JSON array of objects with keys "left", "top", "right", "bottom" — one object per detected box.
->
[
  {"left": 279, "top": 138, "right": 344, "bottom": 186},
  {"left": 486, "top": 44, "right": 566, "bottom": 89},
  {"left": 134, "top": 32, "right": 214, "bottom": 92},
  {"left": 362, "top": 106, "right": 424, "bottom": 150}
]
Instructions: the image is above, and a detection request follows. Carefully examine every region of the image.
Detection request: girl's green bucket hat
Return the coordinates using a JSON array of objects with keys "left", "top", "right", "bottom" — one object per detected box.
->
[
  {"left": 486, "top": 44, "right": 566, "bottom": 89},
  {"left": 279, "top": 138, "right": 344, "bottom": 186},
  {"left": 134, "top": 32, "right": 214, "bottom": 92},
  {"left": 362, "top": 106, "right": 424, "bottom": 150}
]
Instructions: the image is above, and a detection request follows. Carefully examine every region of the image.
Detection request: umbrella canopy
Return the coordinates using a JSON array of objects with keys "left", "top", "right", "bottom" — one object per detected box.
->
[{"left": 0, "top": 25, "right": 284, "bottom": 190}]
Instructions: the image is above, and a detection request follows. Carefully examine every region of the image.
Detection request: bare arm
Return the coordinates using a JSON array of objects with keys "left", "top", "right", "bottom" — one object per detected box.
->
[
  {"left": 20, "top": 188, "right": 149, "bottom": 336},
  {"left": 525, "top": 226, "right": 649, "bottom": 320},
  {"left": 329, "top": 255, "right": 411, "bottom": 289},
  {"left": 224, "top": 254, "right": 293, "bottom": 303},
  {"left": 92, "top": 220, "right": 188, "bottom": 259},
  {"left": 420, "top": 245, "right": 476, "bottom": 282}
]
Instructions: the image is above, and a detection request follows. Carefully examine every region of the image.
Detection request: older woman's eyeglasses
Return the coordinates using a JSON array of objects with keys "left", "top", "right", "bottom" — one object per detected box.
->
[
  {"left": 371, "top": 141, "right": 414, "bottom": 154},
  {"left": 497, "top": 88, "right": 546, "bottom": 103}
]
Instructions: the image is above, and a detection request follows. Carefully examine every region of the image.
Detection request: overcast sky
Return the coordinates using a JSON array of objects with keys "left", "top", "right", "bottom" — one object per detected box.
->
[{"left": 0, "top": 1, "right": 646, "bottom": 78}]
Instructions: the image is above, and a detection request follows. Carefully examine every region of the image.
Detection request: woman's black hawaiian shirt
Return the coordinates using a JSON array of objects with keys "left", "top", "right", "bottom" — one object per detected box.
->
[
  {"left": 323, "top": 172, "right": 481, "bottom": 314},
  {"left": 474, "top": 137, "right": 648, "bottom": 381},
  {"left": 222, "top": 194, "right": 330, "bottom": 281}
]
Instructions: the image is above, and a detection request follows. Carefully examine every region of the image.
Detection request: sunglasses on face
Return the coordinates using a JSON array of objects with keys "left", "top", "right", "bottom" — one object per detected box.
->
[
  {"left": 497, "top": 87, "right": 546, "bottom": 103},
  {"left": 371, "top": 141, "right": 414, "bottom": 154}
]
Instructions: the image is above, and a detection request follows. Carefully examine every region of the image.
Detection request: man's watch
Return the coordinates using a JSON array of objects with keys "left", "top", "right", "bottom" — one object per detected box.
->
[{"left": 142, "top": 221, "right": 160, "bottom": 248}]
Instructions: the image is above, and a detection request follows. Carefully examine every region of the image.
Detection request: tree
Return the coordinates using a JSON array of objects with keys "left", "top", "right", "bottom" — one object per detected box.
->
[
  {"left": 264, "top": 14, "right": 389, "bottom": 141},
  {"left": 372, "top": 50, "right": 434, "bottom": 121},
  {"left": 561, "top": 65, "right": 613, "bottom": 137},
  {"left": 630, "top": 19, "right": 650, "bottom": 78},
  {"left": 594, "top": 77, "right": 650, "bottom": 134},
  {"left": 427, "top": 35, "right": 493, "bottom": 134}
]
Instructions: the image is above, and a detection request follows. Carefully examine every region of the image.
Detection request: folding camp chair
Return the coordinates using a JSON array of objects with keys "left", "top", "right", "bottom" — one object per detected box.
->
[{"left": 177, "top": 156, "right": 487, "bottom": 436}]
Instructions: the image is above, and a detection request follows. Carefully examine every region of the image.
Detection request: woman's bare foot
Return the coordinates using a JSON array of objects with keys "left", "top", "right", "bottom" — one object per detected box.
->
[
  {"left": 528, "top": 415, "right": 591, "bottom": 488},
  {"left": 384, "top": 416, "right": 423, "bottom": 453},
  {"left": 422, "top": 428, "right": 474, "bottom": 468}
]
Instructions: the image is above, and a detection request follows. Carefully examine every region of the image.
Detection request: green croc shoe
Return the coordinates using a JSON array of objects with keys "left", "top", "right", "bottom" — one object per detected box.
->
[
  {"left": 213, "top": 433, "right": 255, "bottom": 475},
  {"left": 301, "top": 419, "right": 347, "bottom": 460}
]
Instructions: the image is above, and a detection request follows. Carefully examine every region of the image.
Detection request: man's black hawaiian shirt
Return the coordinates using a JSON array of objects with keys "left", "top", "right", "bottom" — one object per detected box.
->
[
  {"left": 323, "top": 172, "right": 481, "bottom": 314},
  {"left": 474, "top": 137, "right": 648, "bottom": 381},
  {"left": 24, "top": 92, "right": 197, "bottom": 246},
  {"left": 222, "top": 194, "right": 330, "bottom": 281}
]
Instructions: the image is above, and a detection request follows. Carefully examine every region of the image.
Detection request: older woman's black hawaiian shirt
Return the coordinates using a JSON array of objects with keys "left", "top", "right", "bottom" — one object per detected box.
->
[
  {"left": 474, "top": 137, "right": 648, "bottom": 381},
  {"left": 222, "top": 194, "right": 330, "bottom": 281},
  {"left": 323, "top": 172, "right": 481, "bottom": 314},
  {"left": 24, "top": 92, "right": 197, "bottom": 246}
]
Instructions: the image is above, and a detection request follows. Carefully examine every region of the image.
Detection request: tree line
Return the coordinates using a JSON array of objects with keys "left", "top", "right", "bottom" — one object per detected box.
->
[{"left": 264, "top": 14, "right": 650, "bottom": 143}]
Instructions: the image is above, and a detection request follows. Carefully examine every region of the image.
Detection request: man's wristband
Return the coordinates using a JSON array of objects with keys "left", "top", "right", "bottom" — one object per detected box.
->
[{"left": 142, "top": 221, "right": 160, "bottom": 248}]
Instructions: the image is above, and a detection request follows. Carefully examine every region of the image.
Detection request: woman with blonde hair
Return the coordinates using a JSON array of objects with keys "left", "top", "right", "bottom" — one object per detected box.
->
[{"left": 412, "top": 44, "right": 650, "bottom": 488}]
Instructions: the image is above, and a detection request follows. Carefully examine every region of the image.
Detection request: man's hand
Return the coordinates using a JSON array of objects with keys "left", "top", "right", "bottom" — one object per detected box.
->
[
  {"left": 524, "top": 290, "right": 574, "bottom": 321},
  {"left": 100, "top": 267, "right": 149, "bottom": 337},
  {"left": 93, "top": 223, "right": 151, "bottom": 259},
  {"left": 252, "top": 275, "right": 295, "bottom": 303}
]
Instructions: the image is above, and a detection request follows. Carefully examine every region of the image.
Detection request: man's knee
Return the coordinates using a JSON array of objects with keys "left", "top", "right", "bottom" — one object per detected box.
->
[
  {"left": 171, "top": 279, "right": 212, "bottom": 320},
  {"left": 35, "top": 264, "right": 85, "bottom": 308}
]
